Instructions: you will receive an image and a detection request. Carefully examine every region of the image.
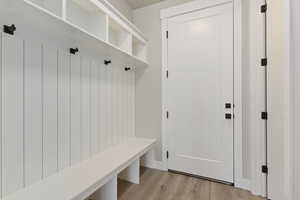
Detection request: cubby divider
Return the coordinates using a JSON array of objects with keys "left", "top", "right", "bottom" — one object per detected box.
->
[
  {"left": 133, "top": 37, "right": 147, "bottom": 62},
  {"left": 108, "top": 17, "right": 132, "bottom": 55},
  {"left": 66, "top": 0, "right": 107, "bottom": 41}
]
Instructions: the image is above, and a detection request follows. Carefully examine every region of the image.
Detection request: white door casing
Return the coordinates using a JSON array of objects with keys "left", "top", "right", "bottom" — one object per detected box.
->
[{"left": 166, "top": 2, "right": 234, "bottom": 183}]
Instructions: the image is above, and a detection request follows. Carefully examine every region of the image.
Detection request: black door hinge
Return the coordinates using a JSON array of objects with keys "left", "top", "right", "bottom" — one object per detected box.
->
[
  {"left": 261, "top": 112, "right": 268, "bottom": 120},
  {"left": 261, "top": 4, "right": 267, "bottom": 13},
  {"left": 166, "top": 70, "right": 169, "bottom": 78},
  {"left": 261, "top": 58, "right": 268, "bottom": 66},
  {"left": 262, "top": 165, "right": 268, "bottom": 174},
  {"left": 166, "top": 31, "right": 169, "bottom": 39},
  {"left": 167, "top": 151, "right": 169, "bottom": 159},
  {"left": 166, "top": 111, "right": 169, "bottom": 119}
]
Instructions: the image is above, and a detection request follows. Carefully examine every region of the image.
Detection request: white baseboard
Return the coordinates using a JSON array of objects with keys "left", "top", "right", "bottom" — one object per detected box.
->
[
  {"left": 141, "top": 160, "right": 164, "bottom": 171},
  {"left": 235, "top": 178, "right": 251, "bottom": 191},
  {"left": 141, "top": 150, "right": 252, "bottom": 192},
  {"left": 140, "top": 150, "right": 164, "bottom": 171}
]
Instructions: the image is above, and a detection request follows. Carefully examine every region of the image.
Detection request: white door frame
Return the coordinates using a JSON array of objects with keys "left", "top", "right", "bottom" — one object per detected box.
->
[{"left": 160, "top": 0, "right": 246, "bottom": 189}]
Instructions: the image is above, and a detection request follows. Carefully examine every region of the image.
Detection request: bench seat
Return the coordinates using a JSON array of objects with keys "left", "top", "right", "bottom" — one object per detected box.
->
[{"left": 3, "top": 138, "right": 156, "bottom": 200}]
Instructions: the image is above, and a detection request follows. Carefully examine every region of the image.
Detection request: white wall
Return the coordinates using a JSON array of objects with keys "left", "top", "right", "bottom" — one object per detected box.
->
[
  {"left": 291, "top": 0, "right": 299, "bottom": 199},
  {"left": 133, "top": 0, "right": 195, "bottom": 162},
  {"left": 267, "top": 0, "right": 292, "bottom": 199},
  {"left": 106, "top": 0, "right": 133, "bottom": 21}
]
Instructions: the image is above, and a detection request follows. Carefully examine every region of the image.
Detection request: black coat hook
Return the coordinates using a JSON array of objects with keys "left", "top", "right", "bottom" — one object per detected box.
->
[
  {"left": 104, "top": 60, "right": 112, "bottom": 65},
  {"left": 70, "top": 48, "right": 79, "bottom": 55},
  {"left": 125, "top": 67, "right": 131, "bottom": 71},
  {"left": 3, "top": 24, "right": 16, "bottom": 35}
]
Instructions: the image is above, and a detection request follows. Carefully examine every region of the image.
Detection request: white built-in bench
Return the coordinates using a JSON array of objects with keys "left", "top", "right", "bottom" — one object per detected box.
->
[{"left": 3, "top": 138, "right": 156, "bottom": 200}]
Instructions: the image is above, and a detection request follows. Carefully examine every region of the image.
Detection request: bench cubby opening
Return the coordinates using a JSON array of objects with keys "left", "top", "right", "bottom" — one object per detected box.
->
[{"left": 118, "top": 159, "right": 140, "bottom": 184}]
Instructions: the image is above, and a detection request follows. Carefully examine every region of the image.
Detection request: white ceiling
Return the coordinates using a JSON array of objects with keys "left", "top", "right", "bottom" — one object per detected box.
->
[{"left": 125, "top": 0, "right": 164, "bottom": 9}]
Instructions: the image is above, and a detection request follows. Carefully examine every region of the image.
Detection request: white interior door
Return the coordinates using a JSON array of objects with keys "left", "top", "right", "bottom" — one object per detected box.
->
[{"left": 167, "top": 2, "right": 234, "bottom": 183}]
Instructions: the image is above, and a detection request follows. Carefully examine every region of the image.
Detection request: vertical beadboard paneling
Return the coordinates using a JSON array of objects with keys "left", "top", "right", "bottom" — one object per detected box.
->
[
  {"left": 81, "top": 58, "right": 91, "bottom": 160},
  {"left": 70, "top": 55, "right": 81, "bottom": 165},
  {"left": 43, "top": 45, "right": 58, "bottom": 178},
  {"left": 125, "top": 70, "right": 131, "bottom": 138},
  {"left": 131, "top": 71, "right": 135, "bottom": 137},
  {"left": 120, "top": 69, "right": 126, "bottom": 142},
  {"left": 116, "top": 67, "right": 122, "bottom": 144},
  {"left": 111, "top": 66, "right": 117, "bottom": 145},
  {"left": 107, "top": 65, "right": 113, "bottom": 147},
  {"left": 99, "top": 65, "right": 107, "bottom": 151},
  {"left": 0, "top": 35, "right": 136, "bottom": 196},
  {"left": 90, "top": 61, "right": 99, "bottom": 155},
  {"left": 24, "top": 41, "right": 43, "bottom": 186},
  {"left": 58, "top": 51, "right": 71, "bottom": 170},
  {"left": 1, "top": 34, "right": 24, "bottom": 196}
]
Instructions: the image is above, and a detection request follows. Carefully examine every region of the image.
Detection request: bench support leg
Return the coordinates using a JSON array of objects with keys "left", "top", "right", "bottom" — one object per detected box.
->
[
  {"left": 141, "top": 150, "right": 155, "bottom": 168},
  {"left": 119, "top": 159, "right": 140, "bottom": 184},
  {"left": 90, "top": 176, "right": 117, "bottom": 200}
]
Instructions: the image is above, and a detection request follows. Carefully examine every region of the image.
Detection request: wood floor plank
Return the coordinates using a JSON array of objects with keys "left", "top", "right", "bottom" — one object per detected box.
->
[
  {"left": 210, "top": 182, "right": 234, "bottom": 200},
  {"left": 149, "top": 172, "right": 179, "bottom": 200},
  {"left": 117, "top": 168, "right": 264, "bottom": 200}
]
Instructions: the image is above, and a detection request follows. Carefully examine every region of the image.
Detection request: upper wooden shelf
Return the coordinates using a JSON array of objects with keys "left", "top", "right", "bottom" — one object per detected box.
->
[{"left": 0, "top": 0, "right": 148, "bottom": 68}]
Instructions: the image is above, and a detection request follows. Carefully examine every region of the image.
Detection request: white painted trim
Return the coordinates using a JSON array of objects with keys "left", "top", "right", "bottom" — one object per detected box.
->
[
  {"left": 248, "top": 0, "right": 267, "bottom": 197},
  {"left": 161, "top": 19, "right": 168, "bottom": 172},
  {"left": 161, "top": 0, "right": 245, "bottom": 189},
  {"left": 160, "top": 0, "right": 232, "bottom": 19},
  {"left": 232, "top": 0, "right": 244, "bottom": 189},
  {"left": 237, "top": 178, "right": 251, "bottom": 191},
  {"left": 141, "top": 160, "right": 164, "bottom": 171},
  {"left": 282, "top": 1, "right": 293, "bottom": 199},
  {"left": 289, "top": 1, "right": 296, "bottom": 200}
]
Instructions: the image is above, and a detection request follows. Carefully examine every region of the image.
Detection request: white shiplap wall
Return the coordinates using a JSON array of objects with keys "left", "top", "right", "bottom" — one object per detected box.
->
[{"left": 0, "top": 33, "right": 135, "bottom": 198}]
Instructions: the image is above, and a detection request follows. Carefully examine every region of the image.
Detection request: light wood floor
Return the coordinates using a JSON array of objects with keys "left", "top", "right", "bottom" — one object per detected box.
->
[{"left": 118, "top": 168, "right": 264, "bottom": 200}]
